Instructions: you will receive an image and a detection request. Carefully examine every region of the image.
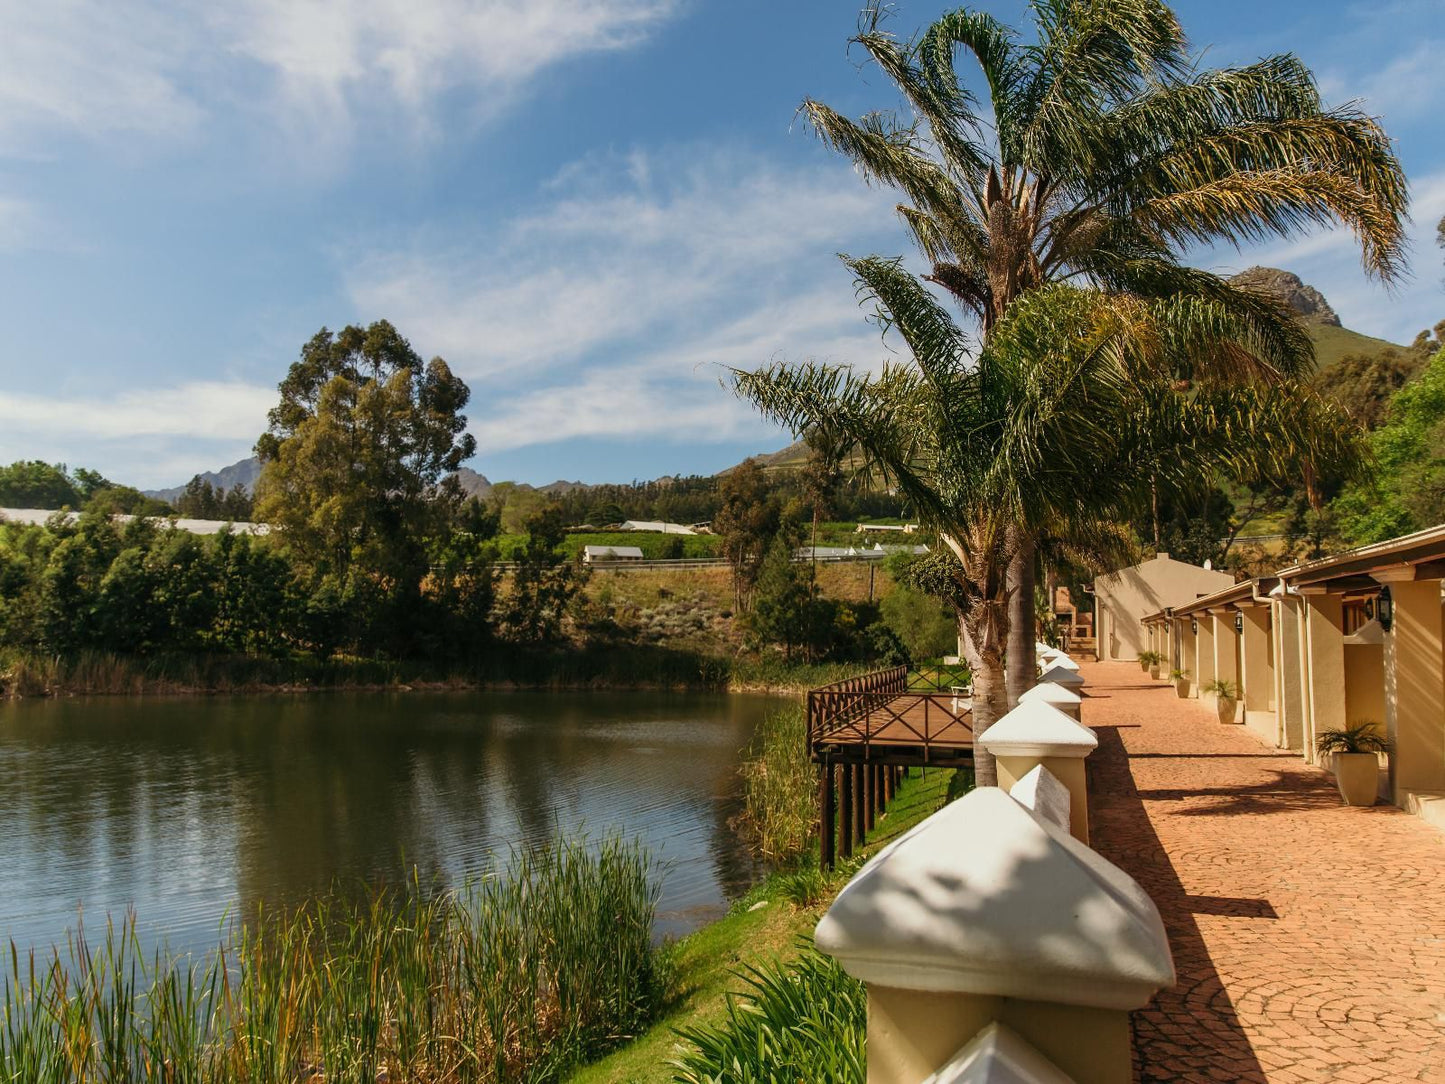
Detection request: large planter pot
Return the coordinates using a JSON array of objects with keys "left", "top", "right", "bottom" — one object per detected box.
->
[
  {"left": 1332, "top": 752, "right": 1380, "bottom": 807},
  {"left": 1215, "top": 696, "right": 1238, "bottom": 725},
  {"left": 1138, "top": 659, "right": 1150, "bottom": 673},
  {"left": 1174, "top": 680, "right": 1189, "bottom": 698},
  {"left": 1149, "top": 664, "right": 1162, "bottom": 680}
]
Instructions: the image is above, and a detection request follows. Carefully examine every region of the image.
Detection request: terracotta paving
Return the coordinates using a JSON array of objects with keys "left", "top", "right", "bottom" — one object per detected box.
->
[{"left": 1082, "top": 662, "right": 1445, "bottom": 1084}]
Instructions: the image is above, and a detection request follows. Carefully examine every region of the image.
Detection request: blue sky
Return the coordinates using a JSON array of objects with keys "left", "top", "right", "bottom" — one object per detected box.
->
[{"left": 0, "top": 0, "right": 1441, "bottom": 489}]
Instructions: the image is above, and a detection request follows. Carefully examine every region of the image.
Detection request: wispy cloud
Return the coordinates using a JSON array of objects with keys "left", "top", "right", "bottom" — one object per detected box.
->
[
  {"left": 1318, "top": 39, "right": 1444, "bottom": 124},
  {"left": 469, "top": 287, "right": 890, "bottom": 454},
  {"left": 0, "top": 381, "right": 275, "bottom": 486},
  {"left": 0, "top": 1, "right": 203, "bottom": 150},
  {"left": 347, "top": 148, "right": 896, "bottom": 376},
  {"left": 0, "top": 0, "right": 680, "bottom": 154},
  {"left": 0, "top": 381, "right": 273, "bottom": 440},
  {"left": 345, "top": 147, "right": 900, "bottom": 453}
]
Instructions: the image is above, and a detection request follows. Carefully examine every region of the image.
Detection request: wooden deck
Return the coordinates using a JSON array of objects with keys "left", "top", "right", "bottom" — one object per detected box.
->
[
  {"left": 807, "top": 666, "right": 974, "bottom": 867},
  {"left": 807, "top": 665, "right": 975, "bottom": 765}
]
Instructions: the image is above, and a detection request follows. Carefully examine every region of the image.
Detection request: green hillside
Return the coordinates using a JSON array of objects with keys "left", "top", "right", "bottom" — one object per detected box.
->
[{"left": 1309, "top": 323, "right": 1406, "bottom": 370}]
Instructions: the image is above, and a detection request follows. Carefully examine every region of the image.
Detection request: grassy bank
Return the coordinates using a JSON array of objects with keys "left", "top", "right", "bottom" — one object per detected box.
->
[
  {"left": 0, "top": 645, "right": 873, "bottom": 699},
  {"left": 568, "top": 765, "right": 962, "bottom": 1084},
  {"left": 1, "top": 836, "right": 665, "bottom": 1083}
]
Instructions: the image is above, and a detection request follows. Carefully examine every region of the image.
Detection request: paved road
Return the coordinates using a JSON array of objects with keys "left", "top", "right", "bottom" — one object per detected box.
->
[{"left": 1082, "top": 662, "right": 1445, "bottom": 1084}]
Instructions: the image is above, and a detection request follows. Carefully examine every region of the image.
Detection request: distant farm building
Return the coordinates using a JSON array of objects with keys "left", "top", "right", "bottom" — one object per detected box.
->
[
  {"left": 618, "top": 520, "right": 697, "bottom": 535},
  {"left": 856, "top": 523, "right": 920, "bottom": 534},
  {"left": 0, "top": 508, "right": 270, "bottom": 537},
  {"left": 582, "top": 545, "right": 645, "bottom": 564},
  {"left": 797, "top": 543, "right": 930, "bottom": 562}
]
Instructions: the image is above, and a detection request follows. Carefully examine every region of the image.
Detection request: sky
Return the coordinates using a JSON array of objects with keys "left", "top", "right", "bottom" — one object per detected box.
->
[{"left": 0, "top": 0, "right": 1441, "bottom": 489}]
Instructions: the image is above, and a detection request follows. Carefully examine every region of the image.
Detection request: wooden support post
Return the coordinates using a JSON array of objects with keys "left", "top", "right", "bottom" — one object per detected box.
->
[
  {"left": 820, "top": 760, "right": 836, "bottom": 870},
  {"left": 840, "top": 763, "right": 855, "bottom": 859},
  {"left": 854, "top": 762, "right": 866, "bottom": 841},
  {"left": 865, "top": 762, "right": 876, "bottom": 834}
]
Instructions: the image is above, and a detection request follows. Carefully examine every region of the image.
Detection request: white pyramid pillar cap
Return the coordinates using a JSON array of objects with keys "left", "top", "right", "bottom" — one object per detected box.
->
[
  {"left": 1020, "top": 682, "right": 1082, "bottom": 706},
  {"left": 1009, "top": 765, "right": 1072, "bottom": 833},
  {"left": 1033, "top": 640, "right": 1054, "bottom": 654},
  {"left": 815, "top": 788, "right": 1175, "bottom": 1009},
  {"left": 923, "top": 1022, "right": 1075, "bottom": 1084},
  {"left": 1039, "top": 663, "right": 1085, "bottom": 688},
  {"left": 976, "top": 701, "right": 1097, "bottom": 758},
  {"left": 1042, "top": 653, "right": 1079, "bottom": 671}
]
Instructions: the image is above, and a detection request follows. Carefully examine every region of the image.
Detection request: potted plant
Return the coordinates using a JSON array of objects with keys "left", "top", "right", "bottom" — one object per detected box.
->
[
  {"left": 1138, "top": 650, "right": 1164, "bottom": 678},
  {"left": 1201, "top": 678, "right": 1240, "bottom": 724},
  {"left": 1316, "top": 723, "right": 1392, "bottom": 806},
  {"left": 1169, "top": 668, "right": 1190, "bottom": 698}
]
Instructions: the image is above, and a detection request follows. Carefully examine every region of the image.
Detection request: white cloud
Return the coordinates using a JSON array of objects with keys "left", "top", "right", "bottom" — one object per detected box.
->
[
  {"left": 0, "top": 0, "right": 679, "bottom": 152},
  {"left": 346, "top": 148, "right": 896, "bottom": 383},
  {"left": 0, "top": 381, "right": 274, "bottom": 442},
  {"left": 345, "top": 148, "right": 900, "bottom": 454},
  {"left": 1318, "top": 39, "right": 1444, "bottom": 124},
  {"left": 469, "top": 287, "right": 889, "bottom": 454}
]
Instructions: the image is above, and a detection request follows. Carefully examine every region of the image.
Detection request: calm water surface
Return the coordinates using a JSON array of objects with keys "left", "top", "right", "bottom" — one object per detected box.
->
[{"left": 0, "top": 690, "right": 784, "bottom": 957}]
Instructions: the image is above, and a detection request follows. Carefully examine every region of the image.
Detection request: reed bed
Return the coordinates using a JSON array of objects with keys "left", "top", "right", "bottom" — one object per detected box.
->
[
  {"left": 0, "top": 836, "right": 666, "bottom": 1083},
  {"left": 735, "top": 705, "right": 816, "bottom": 862}
]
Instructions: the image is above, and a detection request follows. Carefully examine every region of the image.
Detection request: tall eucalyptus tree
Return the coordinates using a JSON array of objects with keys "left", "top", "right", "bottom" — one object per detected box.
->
[{"left": 803, "top": 1, "right": 1407, "bottom": 701}]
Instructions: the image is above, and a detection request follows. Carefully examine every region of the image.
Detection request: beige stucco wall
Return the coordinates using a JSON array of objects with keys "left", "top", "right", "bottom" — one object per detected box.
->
[
  {"left": 1344, "top": 643, "right": 1385, "bottom": 729},
  {"left": 1094, "top": 556, "right": 1234, "bottom": 662}
]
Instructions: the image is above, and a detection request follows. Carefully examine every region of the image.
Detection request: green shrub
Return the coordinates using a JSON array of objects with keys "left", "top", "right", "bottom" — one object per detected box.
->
[
  {"left": 670, "top": 941, "right": 865, "bottom": 1084},
  {"left": 1315, "top": 722, "right": 1393, "bottom": 755}
]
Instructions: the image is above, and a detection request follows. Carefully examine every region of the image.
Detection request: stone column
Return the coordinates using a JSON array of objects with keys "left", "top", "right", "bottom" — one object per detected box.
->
[
  {"left": 1211, "top": 610, "right": 1240, "bottom": 719},
  {"left": 1018, "top": 681, "right": 1083, "bottom": 721},
  {"left": 1302, "top": 592, "right": 1347, "bottom": 764},
  {"left": 976, "top": 700, "right": 1098, "bottom": 843},
  {"left": 1175, "top": 619, "right": 1196, "bottom": 696},
  {"left": 1272, "top": 592, "right": 1307, "bottom": 751},
  {"left": 1194, "top": 615, "right": 1216, "bottom": 698},
  {"left": 1238, "top": 605, "right": 1274, "bottom": 742},
  {"left": 1382, "top": 578, "right": 1445, "bottom": 806},
  {"left": 1038, "top": 661, "right": 1085, "bottom": 694},
  {"left": 816, "top": 789, "right": 1175, "bottom": 1084}
]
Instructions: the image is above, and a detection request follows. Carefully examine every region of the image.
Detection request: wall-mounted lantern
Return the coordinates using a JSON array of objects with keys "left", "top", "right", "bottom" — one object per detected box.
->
[
  {"left": 1234, "top": 611, "right": 1244, "bottom": 634},
  {"left": 1377, "top": 586, "right": 1394, "bottom": 632},
  {"left": 1190, "top": 617, "right": 1198, "bottom": 635}
]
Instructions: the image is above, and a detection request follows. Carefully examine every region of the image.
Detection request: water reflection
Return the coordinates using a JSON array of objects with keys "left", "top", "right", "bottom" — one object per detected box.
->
[{"left": 0, "top": 690, "right": 781, "bottom": 956}]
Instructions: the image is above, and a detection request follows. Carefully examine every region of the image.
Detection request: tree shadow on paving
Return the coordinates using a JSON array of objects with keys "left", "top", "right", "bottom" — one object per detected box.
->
[
  {"left": 1136, "top": 769, "right": 1339, "bottom": 816},
  {"left": 1088, "top": 723, "right": 1270, "bottom": 1084},
  {"left": 1126, "top": 752, "right": 1299, "bottom": 760}
]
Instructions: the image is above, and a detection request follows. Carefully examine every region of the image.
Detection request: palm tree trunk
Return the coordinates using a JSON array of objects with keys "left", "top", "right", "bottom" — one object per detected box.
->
[
  {"left": 964, "top": 627, "right": 1006, "bottom": 789},
  {"left": 1005, "top": 530, "right": 1035, "bottom": 710}
]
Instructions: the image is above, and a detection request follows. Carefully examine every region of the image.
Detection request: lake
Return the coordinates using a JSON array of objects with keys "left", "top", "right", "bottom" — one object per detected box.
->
[{"left": 0, "top": 690, "right": 786, "bottom": 959}]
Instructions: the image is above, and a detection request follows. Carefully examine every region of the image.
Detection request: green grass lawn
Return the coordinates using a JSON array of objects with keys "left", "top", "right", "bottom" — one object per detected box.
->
[{"left": 568, "top": 765, "right": 962, "bottom": 1083}]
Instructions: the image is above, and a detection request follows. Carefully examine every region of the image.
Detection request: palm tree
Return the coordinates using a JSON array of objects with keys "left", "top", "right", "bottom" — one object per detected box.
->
[
  {"left": 803, "top": 1, "right": 1407, "bottom": 702},
  {"left": 734, "top": 259, "right": 1358, "bottom": 784}
]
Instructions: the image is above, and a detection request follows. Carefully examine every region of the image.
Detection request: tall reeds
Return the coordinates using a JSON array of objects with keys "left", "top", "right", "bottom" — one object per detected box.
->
[
  {"left": 736, "top": 705, "right": 816, "bottom": 862},
  {"left": 0, "top": 836, "right": 664, "bottom": 1083}
]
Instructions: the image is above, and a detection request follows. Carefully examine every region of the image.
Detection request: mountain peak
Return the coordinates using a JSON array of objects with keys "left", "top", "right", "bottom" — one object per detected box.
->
[{"left": 1229, "top": 266, "right": 1341, "bottom": 327}]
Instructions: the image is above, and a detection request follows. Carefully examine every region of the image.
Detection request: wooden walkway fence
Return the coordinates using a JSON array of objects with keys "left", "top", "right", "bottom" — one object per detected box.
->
[{"left": 807, "top": 665, "right": 975, "bottom": 868}]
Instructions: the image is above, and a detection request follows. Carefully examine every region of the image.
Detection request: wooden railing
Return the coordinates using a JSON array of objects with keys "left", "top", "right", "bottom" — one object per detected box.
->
[
  {"left": 807, "top": 666, "right": 909, "bottom": 745},
  {"left": 807, "top": 665, "right": 973, "bottom": 760}
]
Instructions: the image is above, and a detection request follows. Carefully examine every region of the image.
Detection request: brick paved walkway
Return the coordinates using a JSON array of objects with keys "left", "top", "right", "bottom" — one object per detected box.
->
[{"left": 1083, "top": 662, "right": 1445, "bottom": 1084}]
